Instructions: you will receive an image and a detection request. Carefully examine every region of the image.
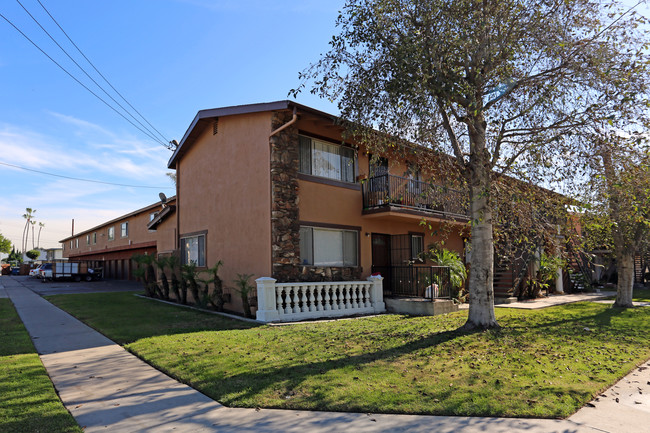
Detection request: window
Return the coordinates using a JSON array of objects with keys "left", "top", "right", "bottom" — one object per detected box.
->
[
  {"left": 70, "top": 240, "right": 73, "bottom": 249},
  {"left": 299, "top": 135, "right": 355, "bottom": 183},
  {"left": 75, "top": 238, "right": 79, "bottom": 248},
  {"left": 411, "top": 234, "right": 424, "bottom": 260},
  {"left": 92, "top": 232, "right": 97, "bottom": 245},
  {"left": 108, "top": 226, "right": 115, "bottom": 241},
  {"left": 149, "top": 212, "right": 157, "bottom": 222},
  {"left": 121, "top": 222, "right": 129, "bottom": 238},
  {"left": 299, "top": 226, "right": 358, "bottom": 266},
  {"left": 86, "top": 235, "right": 90, "bottom": 245},
  {"left": 181, "top": 234, "right": 205, "bottom": 266}
]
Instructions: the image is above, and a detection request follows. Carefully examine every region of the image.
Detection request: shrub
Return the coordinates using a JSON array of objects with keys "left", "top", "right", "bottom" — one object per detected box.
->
[{"left": 233, "top": 273, "right": 254, "bottom": 318}]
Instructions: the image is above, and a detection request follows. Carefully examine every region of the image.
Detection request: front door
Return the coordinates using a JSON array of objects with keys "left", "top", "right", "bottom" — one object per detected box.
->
[{"left": 371, "top": 233, "right": 392, "bottom": 294}]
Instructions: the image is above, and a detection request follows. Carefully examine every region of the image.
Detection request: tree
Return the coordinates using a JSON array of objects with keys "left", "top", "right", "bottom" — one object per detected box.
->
[
  {"left": 26, "top": 249, "right": 40, "bottom": 261},
  {"left": 8, "top": 247, "right": 23, "bottom": 264},
  {"left": 581, "top": 133, "right": 650, "bottom": 307},
  {"left": 21, "top": 208, "right": 35, "bottom": 252},
  {"left": 30, "top": 220, "right": 36, "bottom": 250},
  {"left": 0, "top": 233, "right": 11, "bottom": 254},
  {"left": 295, "top": 0, "right": 649, "bottom": 329},
  {"left": 37, "top": 222, "right": 45, "bottom": 248}
]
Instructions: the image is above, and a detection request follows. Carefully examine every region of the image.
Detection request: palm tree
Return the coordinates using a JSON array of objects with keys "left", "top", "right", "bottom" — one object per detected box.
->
[
  {"left": 428, "top": 248, "right": 468, "bottom": 299},
  {"left": 37, "top": 222, "right": 45, "bottom": 248},
  {"left": 31, "top": 220, "right": 36, "bottom": 249},
  {"left": 21, "top": 208, "right": 35, "bottom": 252}
]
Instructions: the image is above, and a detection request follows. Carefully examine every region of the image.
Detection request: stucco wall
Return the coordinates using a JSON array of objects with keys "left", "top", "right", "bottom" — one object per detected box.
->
[
  {"left": 293, "top": 117, "right": 467, "bottom": 278},
  {"left": 177, "top": 111, "right": 272, "bottom": 311},
  {"left": 63, "top": 201, "right": 172, "bottom": 259}
]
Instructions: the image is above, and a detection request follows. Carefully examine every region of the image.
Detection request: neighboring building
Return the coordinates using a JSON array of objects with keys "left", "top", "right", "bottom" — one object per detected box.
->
[
  {"left": 61, "top": 198, "right": 176, "bottom": 280},
  {"left": 43, "top": 248, "right": 64, "bottom": 261}
]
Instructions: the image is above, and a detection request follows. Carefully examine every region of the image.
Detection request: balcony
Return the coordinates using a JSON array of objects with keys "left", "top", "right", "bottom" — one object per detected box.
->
[{"left": 361, "top": 174, "right": 469, "bottom": 220}]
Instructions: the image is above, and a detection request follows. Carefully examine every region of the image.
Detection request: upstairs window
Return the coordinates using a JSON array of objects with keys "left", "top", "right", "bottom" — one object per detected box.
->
[
  {"left": 299, "top": 135, "right": 355, "bottom": 183},
  {"left": 92, "top": 232, "right": 97, "bottom": 245},
  {"left": 121, "top": 222, "right": 129, "bottom": 238},
  {"left": 86, "top": 235, "right": 90, "bottom": 245},
  {"left": 108, "top": 226, "right": 115, "bottom": 241}
]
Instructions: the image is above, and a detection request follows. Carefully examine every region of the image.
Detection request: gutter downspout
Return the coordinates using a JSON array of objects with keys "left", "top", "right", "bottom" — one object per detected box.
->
[{"left": 269, "top": 106, "right": 297, "bottom": 137}]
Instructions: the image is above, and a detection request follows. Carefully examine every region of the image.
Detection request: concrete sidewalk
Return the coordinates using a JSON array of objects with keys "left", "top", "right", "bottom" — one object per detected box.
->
[
  {"left": 495, "top": 291, "right": 617, "bottom": 309},
  {"left": 3, "top": 275, "right": 649, "bottom": 432}
]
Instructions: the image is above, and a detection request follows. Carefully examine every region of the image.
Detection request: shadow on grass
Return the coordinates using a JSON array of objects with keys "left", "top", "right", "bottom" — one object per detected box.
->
[
  {"left": 193, "top": 327, "right": 474, "bottom": 411},
  {"left": 501, "top": 302, "right": 648, "bottom": 338}
]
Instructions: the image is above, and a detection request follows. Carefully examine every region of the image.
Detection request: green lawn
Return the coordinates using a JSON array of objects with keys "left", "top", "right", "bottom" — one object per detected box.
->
[
  {"left": 0, "top": 299, "right": 81, "bottom": 433},
  {"left": 48, "top": 290, "right": 650, "bottom": 419}
]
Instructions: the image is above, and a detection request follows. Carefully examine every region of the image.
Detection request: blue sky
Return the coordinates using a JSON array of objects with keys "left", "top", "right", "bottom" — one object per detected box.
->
[
  {"left": 0, "top": 0, "right": 344, "bottom": 249},
  {"left": 1, "top": 1, "right": 647, "bottom": 251}
]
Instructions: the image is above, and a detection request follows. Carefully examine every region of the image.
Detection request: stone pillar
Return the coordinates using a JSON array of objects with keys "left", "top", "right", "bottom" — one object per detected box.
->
[
  {"left": 255, "top": 277, "right": 280, "bottom": 322},
  {"left": 269, "top": 111, "right": 301, "bottom": 282},
  {"left": 367, "top": 275, "right": 386, "bottom": 313}
]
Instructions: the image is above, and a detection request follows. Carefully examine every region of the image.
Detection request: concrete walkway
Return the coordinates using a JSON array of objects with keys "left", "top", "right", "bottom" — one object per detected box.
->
[
  {"left": 2, "top": 276, "right": 650, "bottom": 432},
  {"left": 496, "top": 291, "right": 617, "bottom": 309}
]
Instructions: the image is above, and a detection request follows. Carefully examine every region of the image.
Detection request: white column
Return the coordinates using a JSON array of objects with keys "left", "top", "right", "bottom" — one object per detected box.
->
[
  {"left": 255, "top": 277, "right": 280, "bottom": 322},
  {"left": 367, "top": 275, "right": 386, "bottom": 313}
]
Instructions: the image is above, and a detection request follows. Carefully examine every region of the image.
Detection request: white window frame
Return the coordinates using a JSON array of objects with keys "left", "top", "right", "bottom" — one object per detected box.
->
[
  {"left": 180, "top": 234, "right": 206, "bottom": 267},
  {"left": 299, "top": 226, "right": 358, "bottom": 267},
  {"left": 121, "top": 222, "right": 129, "bottom": 238},
  {"left": 92, "top": 232, "right": 97, "bottom": 245},
  {"left": 108, "top": 226, "right": 115, "bottom": 241}
]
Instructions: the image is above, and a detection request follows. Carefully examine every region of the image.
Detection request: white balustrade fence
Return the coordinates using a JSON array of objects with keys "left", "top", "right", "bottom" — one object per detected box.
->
[{"left": 255, "top": 276, "right": 385, "bottom": 322}]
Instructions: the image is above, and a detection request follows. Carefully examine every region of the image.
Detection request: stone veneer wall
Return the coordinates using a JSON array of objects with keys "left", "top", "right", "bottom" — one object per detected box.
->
[{"left": 269, "top": 111, "right": 361, "bottom": 283}]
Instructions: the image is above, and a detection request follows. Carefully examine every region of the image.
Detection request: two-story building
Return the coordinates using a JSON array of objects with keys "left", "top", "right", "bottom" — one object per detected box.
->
[
  {"left": 66, "top": 101, "right": 576, "bottom": 316},
  {"left": 61, "top": 198, "right": 176, "bottom": 280},
  {"left": 167, "top": 101, "right": 469, "bottom": 310}
]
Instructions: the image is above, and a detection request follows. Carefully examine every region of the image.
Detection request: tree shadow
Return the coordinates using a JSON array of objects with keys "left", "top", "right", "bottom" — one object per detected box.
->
[{"left": 194, "top": 326, "right": 474, "bottom": 410}]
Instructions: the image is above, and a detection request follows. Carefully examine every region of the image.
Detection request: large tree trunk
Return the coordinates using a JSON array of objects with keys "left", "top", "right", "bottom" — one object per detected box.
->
[
  {"left": 614, "top": 251, "right": 634, "bottom": 308},
  {"left": 462, "top": 119, "right": 499, "bottom": 330},
  {"left": 600, "top": 143, "right": 636, "bottom": 309}
]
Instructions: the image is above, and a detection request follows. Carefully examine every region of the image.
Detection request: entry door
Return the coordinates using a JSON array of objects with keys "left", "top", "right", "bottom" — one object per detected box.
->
[{"left": 371, "top": 233, "right": 392, "bottom": 294}]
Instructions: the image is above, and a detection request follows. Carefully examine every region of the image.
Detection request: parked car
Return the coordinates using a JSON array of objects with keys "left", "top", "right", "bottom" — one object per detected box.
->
[{"left": 29, "top": 264, "right": 45, "bottom": 277}]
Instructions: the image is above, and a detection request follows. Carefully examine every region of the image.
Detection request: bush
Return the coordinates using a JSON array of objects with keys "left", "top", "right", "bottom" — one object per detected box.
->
[
  {"left": 25, "top": 249, "right": 40, "bottom": 260},
  {"left": 233, "top": 273, "right": 254, "bottom": 318}
]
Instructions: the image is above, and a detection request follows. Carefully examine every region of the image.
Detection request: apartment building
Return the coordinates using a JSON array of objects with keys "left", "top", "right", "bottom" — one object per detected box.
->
[{"left": 61, "top": 198, "right": 176, "bottom": 280}]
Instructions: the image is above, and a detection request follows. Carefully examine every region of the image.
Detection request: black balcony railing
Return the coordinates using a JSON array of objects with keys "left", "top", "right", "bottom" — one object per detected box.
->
[
  {"left": 371, "top": 265, "right": 452, "bottom": 300},
  {"left": 362, "top": 174, "right": 469, "bottom": 218}
]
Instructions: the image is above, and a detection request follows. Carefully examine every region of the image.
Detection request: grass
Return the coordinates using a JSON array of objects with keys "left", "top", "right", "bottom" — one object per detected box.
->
[
  {"left": 48, "top": 290, "right": 650, "bottom": 419},
  {"left": 603, "top": 287, "right": 650, "bottom": 302},
  {"left": 0, "top": 299, "right": 81, "bottom": 433}
]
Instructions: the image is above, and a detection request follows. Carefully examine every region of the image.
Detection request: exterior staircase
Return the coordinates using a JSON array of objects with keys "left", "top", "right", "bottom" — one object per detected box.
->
[
  {"left": 493, "top": 249, "right": 533, "bottom": 302},
  {"left": 635, "top": 252, "right": 649, "bottom": 284}
]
